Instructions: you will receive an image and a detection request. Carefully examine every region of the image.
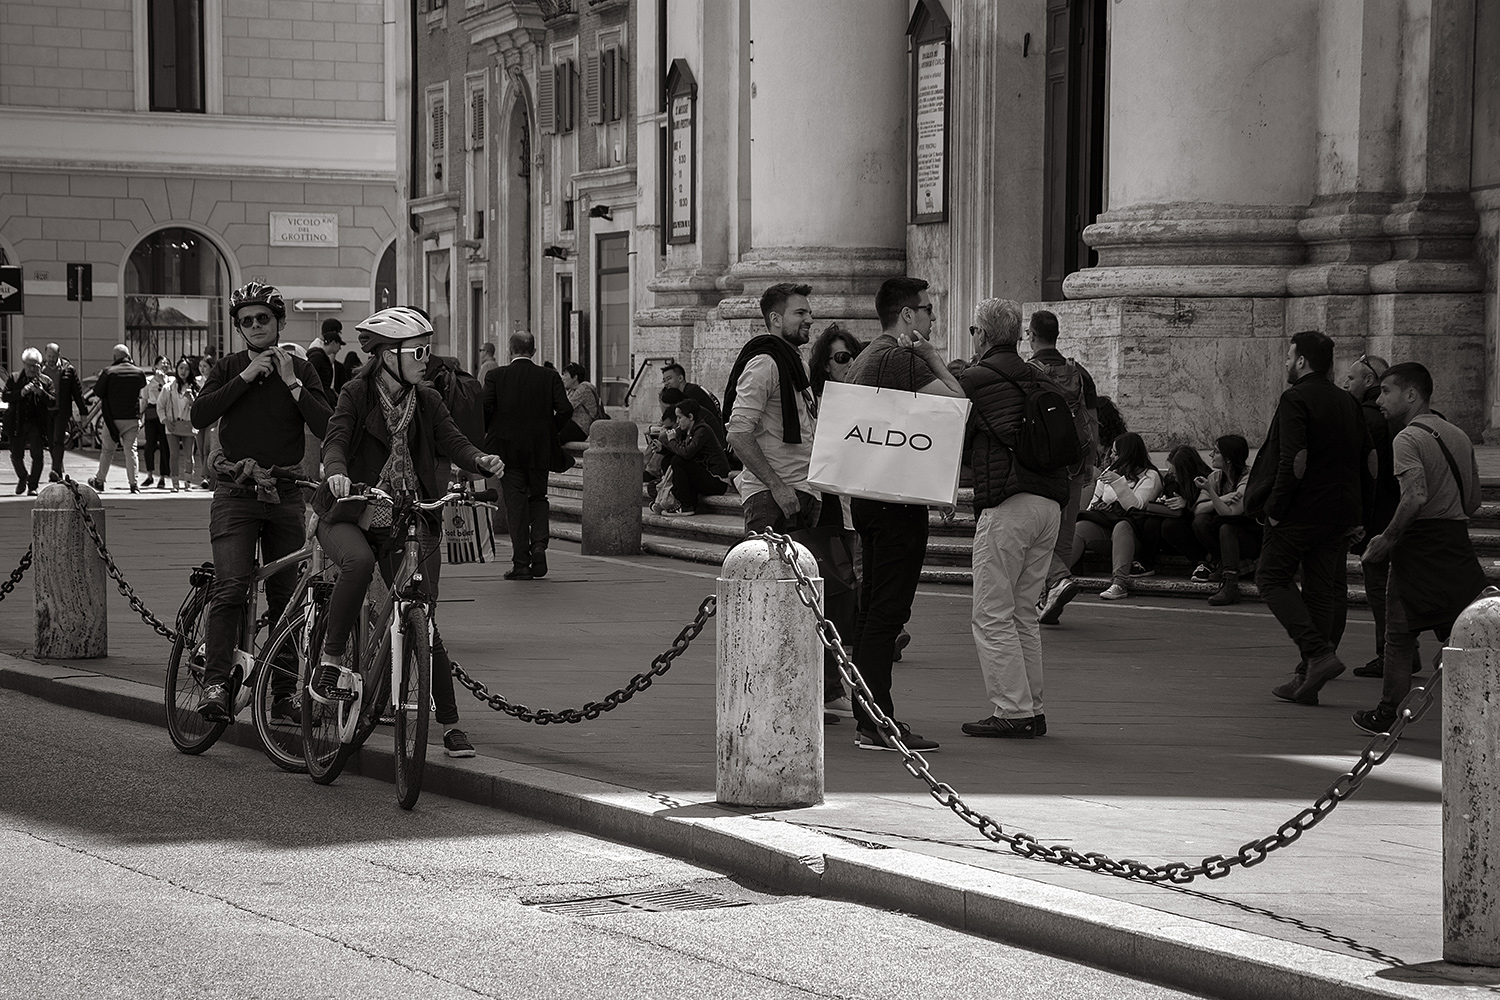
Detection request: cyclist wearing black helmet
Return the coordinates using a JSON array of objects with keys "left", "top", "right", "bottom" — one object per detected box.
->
[
  {"left": 192, "top": 280, "right": 333, "bottom": 723},
  {"left": 315, "top": 306, "right": 504, "bottom": 758}
]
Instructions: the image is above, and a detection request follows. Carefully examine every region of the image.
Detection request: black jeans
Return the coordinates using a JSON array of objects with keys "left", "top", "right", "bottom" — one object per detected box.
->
[
  {"left": 9, "top": 421, "right": 44, "bottom": 490},
  {"left": 317, "top": 520, "right": 460, "bottom": 726},
  {"left": 850, "top": 498, "right": 929, "bottom": 730},
  {"left": 1192, "top": 512, "right": 1261, "bottom": 572},
  {"left": 46, "top": 409, "right": 70, "bottom": 475},
  {"left": 668, "top": 454, "right": 728, "bottom": 509},
  {"left": 1378, "top": 568, "right": 1445, "bottom": 716},
  {"left": 203, "top": 490, "right": 307, "bottom": 696},
  {"left": 502, "top": 465, "right": 550, "bottom": 569},
  {"left": 141, "top": 417, "right": 169, "bottom": 477},
  {"left": 1256, "top": 522, "right": 1350, "bottom": 662}
]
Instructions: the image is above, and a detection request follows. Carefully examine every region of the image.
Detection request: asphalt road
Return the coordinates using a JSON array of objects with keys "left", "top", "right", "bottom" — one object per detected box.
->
[{"left": 0, "top": 689, "right": 1218, "bottom": 1000}]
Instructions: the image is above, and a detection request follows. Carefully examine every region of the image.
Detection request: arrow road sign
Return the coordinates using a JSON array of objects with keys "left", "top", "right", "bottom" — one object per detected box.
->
[{"left": 0, "top": 265, "right": 23, "bottom": 314}]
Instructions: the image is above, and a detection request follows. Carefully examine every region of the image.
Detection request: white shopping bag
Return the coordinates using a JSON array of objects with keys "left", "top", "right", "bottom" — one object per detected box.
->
[{"left": 807, "top": 382, "right": 971, "bottom": 506}]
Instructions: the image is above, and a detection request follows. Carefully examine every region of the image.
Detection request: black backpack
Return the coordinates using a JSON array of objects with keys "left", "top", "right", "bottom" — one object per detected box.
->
[
  {"left": 979, "top": 360, "right": 1081, "bottom": 473},
  {"left": 425, "top": 356, "right": 486, "bottom": 452}
]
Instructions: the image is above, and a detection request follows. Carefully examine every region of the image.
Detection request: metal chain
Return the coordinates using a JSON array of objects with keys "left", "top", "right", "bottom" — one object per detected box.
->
[
  {"left": 62, "top": 478, "right": 180, "bottom": 644},
  {"left": 754, "top": 528, "right": 1440, "bottom": 885},
  {"left": 0, "top": 545, "right": 33, "bottom": 603},
  {"left": 451, "top": 595, "right": 717, "bottom": 724}
]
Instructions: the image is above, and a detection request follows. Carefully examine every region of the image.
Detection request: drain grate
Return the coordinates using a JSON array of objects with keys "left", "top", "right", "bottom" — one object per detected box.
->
[{"left": 528, "top": 887, "right": 753, "bottom": 916}]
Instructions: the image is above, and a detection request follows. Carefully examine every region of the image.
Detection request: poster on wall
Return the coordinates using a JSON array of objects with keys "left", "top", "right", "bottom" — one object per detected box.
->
[
  {"left": 908, "top": 1, "right": 950, "bottom": 225},
  {"left": 665, "top": 59, "right": 697, "bottom": 245}
]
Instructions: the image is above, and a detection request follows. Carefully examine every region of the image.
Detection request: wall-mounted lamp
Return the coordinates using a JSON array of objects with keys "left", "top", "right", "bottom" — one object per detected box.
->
[
  {"left": 293, "top": 299, "right": 343, "bottom": 313},
  {"left": 542, "top": 245, "right": 570, "bottom": 260},
  {"left": 588, "top": 204, "right": 612, "bottom": 221}
]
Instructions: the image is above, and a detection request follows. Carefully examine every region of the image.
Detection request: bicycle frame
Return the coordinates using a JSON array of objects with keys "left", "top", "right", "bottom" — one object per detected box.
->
[{"left": 228, "top": 527, "right": 319, "bottom": 714}]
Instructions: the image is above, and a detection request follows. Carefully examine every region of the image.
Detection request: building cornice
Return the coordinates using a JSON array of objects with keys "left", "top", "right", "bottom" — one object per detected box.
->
[
  {"left": 466, "top": 1, "right": 546, "bottom": 63},
  {"left": 0, "top": 107, "right": 396, "bottom": 182}
]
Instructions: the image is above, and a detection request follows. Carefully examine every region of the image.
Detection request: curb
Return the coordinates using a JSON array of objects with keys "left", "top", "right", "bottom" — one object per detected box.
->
[{"left": 0, "top": 653, "right": 1469, "bottom": 1000}]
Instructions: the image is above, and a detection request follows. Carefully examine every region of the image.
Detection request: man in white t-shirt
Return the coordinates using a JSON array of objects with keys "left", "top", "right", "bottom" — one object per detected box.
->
[{"left": 1354, "top": 362, "right": 1487, "bottom": 735}]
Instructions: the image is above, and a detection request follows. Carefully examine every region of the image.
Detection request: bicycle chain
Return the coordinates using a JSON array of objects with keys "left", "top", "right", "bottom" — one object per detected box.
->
[
  {"left": 0, "top": 545, "right": 33, "bottom": 604},
  {"left": 755, "top": 529, "right": 1438, "bottom": 885},
  {"left": 450, "top": 595, "right": 716, "bottom": 724},
  {"left": 62, "top": 477, "right": 180, "bottom": 645}
]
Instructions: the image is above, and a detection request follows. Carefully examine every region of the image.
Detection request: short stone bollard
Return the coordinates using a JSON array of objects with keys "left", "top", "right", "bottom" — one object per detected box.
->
[
  {"left": 1444, "top": 590, "right": 1500, "bottom": 966},
  {"left": 715, "top": 538, "right": 823, "bottom": 807},
  {"left": 32, "top": 481, "right": 107, "bottom": 658},
  {"left": 581, "top": 419, "right": 642, "bottom": 556}
]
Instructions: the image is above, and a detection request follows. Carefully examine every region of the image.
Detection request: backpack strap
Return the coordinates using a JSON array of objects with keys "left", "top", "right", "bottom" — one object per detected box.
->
[
  {"left": 973, "top": 358, "right": 1031, "bottom": 452},
  {"left": 1408, "top": 418, "right": 1467, "bottom": 497}
]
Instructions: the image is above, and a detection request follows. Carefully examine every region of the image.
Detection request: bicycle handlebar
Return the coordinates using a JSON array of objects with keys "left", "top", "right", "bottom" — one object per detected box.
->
[{"left": 355, "top": 484, "right": 499, "bottom": 511}]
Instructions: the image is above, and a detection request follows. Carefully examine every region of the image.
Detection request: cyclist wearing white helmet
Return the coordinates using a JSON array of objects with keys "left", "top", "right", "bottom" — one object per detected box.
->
[
  {"left": 316, "top": 306, "right": 504, "bottom": 758},
  {"left": 191, "top": 280, "right": 333, "bottom": 724}
]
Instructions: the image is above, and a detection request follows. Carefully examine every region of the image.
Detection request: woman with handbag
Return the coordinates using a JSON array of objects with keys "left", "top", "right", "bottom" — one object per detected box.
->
[
  {"left": 313, "top": 306, "right": 504, "bottom": 758},
  {"left": 1066, "top": 432, "right": 1163, "bottom": 600},
  {"left": 1135, "top": 444, "right": 1213, "bottom": 575}
]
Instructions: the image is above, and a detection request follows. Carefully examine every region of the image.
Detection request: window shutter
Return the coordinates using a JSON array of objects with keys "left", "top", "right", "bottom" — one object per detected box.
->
[
  {"left": 431, "top": 101, "right": 445, "bottom": 151},
  {"left": 470, "top": 89, "right": 485, "bottom": 148},
  {"left": 538, "top": 63, "right": 556, "bottom": 135},
  {"left": 612, "top": 51, "right": 628, "bottom": 122},
  {"left": 561, "top": 60, "right": 576, "bottom": 132},
  {"left": 586, "top": 50, "right": 603, "bottom": 125}
]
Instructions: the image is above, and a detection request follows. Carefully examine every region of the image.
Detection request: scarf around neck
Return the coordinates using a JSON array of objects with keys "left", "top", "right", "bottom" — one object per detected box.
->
[
  {"left": 376, "top": 375, "right": 418, "bottom": 494},
  {"left": 720, "top": 334, "right": 815, "bottom": 445}
]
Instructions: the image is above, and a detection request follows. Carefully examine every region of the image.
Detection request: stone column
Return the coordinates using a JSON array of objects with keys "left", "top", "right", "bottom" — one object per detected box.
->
[{"left": 33, "top": 482, "right": 107, "bottom": 658}]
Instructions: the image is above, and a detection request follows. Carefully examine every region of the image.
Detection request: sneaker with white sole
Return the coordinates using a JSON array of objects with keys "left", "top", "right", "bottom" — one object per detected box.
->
[
  {"left": 443, "top": 728, "right": 476, "bottom": 758},
  {"left": 1038, "top": 578, "right": 1081, "bottom": 625},
  {"left": 1099, "top": 583, "right": 1129, "bottom": 600},
  {"left": 1189, "top": 562, "right": 1216, "bottom": 583},
  {"left": 855, "top": 721, "right": 939, "bottom": 752},
  {"left": 823, "top": 694, "right": 854, "bottom": 719}
]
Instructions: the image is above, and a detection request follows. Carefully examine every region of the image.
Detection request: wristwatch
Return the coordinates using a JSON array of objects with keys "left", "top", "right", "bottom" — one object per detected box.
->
[{"left": 288, "top": 380, "right": 303, "bottom": 392}]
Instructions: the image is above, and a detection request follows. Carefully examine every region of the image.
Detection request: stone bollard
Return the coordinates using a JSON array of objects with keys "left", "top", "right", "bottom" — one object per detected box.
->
[
  {"left": 715, "top": 538, "right": 823, "bottom": 807},
  {"left": 1444, "top": 590, "right": 1500, "bottom": 966},
  {"left": 580, "top": 419, "right": 641, "bottom": 556},
  {"left": 32, "top": 481, "right": 107, "bottom": 658}
]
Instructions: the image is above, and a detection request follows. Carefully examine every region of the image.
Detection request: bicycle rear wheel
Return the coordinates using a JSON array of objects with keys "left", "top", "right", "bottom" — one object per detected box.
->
[
  {"left": 251, "top": 610, "right": 310, "bottom": 773},
  {"left": 393, "top": 604, "right": 432, "bottom": 810},
  {"left": 164, "top": 581, "right": 226, "bottom": 754},
  {"left": 303, "top": 611, "right": 354, "bottom": 784}
]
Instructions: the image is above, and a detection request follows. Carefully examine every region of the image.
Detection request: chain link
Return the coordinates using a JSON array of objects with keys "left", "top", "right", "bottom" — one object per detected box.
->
[
  {"left": 451, "top": 595, "right": 717, "bottom": 723},
  {"left": 0, "top": 545, "right": 33, "bottom": 604},
  {"left": 62, "top": 477, "right": 180, "bottom": 644},
  {"left": 754, "top": 528, "right": 1439, "bottom": 885}
]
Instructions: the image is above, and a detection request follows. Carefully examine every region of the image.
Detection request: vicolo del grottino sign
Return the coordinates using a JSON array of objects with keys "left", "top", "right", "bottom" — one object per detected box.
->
[{"left": 270, "top": 212, "right": 340, "bottom": 248}]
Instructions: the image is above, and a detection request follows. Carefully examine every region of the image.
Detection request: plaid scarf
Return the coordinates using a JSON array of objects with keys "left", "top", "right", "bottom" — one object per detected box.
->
[{"left": 376, "top": 376, "right": 418, "bottom": 494}]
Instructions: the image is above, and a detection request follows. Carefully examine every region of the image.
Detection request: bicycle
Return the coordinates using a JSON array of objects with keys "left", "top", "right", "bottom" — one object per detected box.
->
[
  {"left": 302, "top": 481, "right": 497, "bottom": 809},
  {"left": 164, "top": 479, "right": 329, "bottom": 772}
]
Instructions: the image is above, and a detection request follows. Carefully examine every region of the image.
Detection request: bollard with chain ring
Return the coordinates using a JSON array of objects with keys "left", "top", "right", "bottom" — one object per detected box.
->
[
  {"left": 754, "top": 528, "right": 1439, "bottom": 885},
  {"left": 61, "top": 477, "right": 179, "bottom": 644},
  {"left": 451, "top": 595, "right": 716, "bottom": 723},
  {"left": 0, "top": 545, "right": 33, "bottom": 604}
]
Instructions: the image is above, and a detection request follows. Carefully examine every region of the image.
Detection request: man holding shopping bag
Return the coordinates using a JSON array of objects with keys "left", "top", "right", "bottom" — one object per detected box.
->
[{"left": 839, "top": 277, "right": 964, "bottom": 753}]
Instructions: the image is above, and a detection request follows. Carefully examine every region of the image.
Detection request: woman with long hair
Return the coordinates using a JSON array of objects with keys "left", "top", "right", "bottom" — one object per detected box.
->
[
  {"left": 156, "top": 358, "right": 199, "bottom": 491},
  {"left": 1066, "top": 431, "right": 1164, "bottom": 600},
  {"left": 1188, "top": 433, "right": 1258, "bottom": 605},
  {"left": 808, "top": 323, "right": 864, "bottom": 399},
  {"left": 1135, "top": 443, "right": 1214, "bottom": 575}
]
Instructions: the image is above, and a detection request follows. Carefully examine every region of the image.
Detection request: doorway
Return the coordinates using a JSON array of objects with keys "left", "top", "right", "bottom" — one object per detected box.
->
[{"left": 1041, "top": 0, "right": 1107, "bottom": 300}]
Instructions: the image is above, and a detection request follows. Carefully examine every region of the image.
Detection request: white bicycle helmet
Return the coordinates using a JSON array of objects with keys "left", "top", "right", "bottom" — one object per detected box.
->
[
  {"left": 355, "top": 306, "right": 433, "bottom": 352},
  {"left": 229, "top": 280, "right": 286, "bottom": 320}
]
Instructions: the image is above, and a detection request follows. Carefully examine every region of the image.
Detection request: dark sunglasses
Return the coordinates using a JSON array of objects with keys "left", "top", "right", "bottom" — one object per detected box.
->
[
  {"left": 832, "top": 351, "right": 853, "bottom": 364},
  {"left": 237, "top": 313, "right": 275, "bottom": 328},
  {"left": 1355, "top": 354, "right": 1380, "bottom": 379},
  {"left": 393, "top": 343, "right": 432, "bottom": 362}
]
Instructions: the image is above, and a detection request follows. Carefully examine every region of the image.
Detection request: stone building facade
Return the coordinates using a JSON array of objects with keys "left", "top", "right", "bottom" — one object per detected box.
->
[{"left": 0, "top": 0, "right": 398, "bottom": 377}]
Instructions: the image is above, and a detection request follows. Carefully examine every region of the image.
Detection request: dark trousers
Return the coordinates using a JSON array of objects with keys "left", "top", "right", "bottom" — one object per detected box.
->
[
  {"left": 741, "top": 488, "right": 820, "bottom": 534},
  {"left": 46, "top": 409, "right": 69, "bottom": 475},
  {"left": 850, "top": 498, "right": 929, "bottom": 730},
  {"left": 502, "top": 465, "right": 551, "bottom": 569},
  {"left": 9, "top": 421, "right": 44, "bottom": 490},
  {"left": 1379, "top": 568, "right": 1447, "bottom": 716},
  {"left": 203, "top": 492, "right": 307, "bottom": 696},
  {"left": 1193, "top": 512, "right": 1261, "bottom": 572},
  {"left": 668, "top": 454, "right": 728, "bottom": 509},
  {"left": 1256, "top": 522, "right": 1350, "bottom": 662},
  {"left": 316, "top": 520, "right": 460, "bottom": 725},
  {"left": 141, "top": 417, "right": 169, "bottom": 477},
  {"left": 1158, "top": 514, "right": 1203, "bottom": 565}
]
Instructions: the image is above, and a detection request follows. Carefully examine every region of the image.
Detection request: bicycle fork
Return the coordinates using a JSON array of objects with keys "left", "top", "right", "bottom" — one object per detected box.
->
[{"left": 388, "top": 600, "right": 435, "bottom": 714}]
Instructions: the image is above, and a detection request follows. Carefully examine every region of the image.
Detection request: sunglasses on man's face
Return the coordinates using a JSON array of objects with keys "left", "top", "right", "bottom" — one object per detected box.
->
[
  {"left": 832, "top": 351, "right": 853, "bottom": 364},
  {"left": 394, "top": 343, "right": 432, "bottom": 363},
  {"left": 237, "top": 313, "right": 275, "bottom": 329}
]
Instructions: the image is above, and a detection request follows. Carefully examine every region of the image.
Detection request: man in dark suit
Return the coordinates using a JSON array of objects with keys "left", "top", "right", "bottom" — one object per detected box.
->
[{"left": 484, "top": 331, "right": 571, "bottom": 580}]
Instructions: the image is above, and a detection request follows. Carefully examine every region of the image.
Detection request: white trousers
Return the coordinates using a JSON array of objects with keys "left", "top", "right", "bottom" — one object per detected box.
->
[{"left": 971, "top": 492, "right": 1060, "bottom": 718}]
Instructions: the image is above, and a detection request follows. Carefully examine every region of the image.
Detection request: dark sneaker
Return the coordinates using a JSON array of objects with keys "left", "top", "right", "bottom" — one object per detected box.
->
[
  {"left": 504, "top": 567, "right": 533, "bottom": 581},
  {"left": 1353, "top": 656, "right": 1384, "bottom": 678},
  {"left": 13, "top": 483, "right": 25, "bottom": 495},
  {"left": 1271, "top": 669, "right": 1311, "bottom": 704},
  {"left": 48, "top": 471, "right": 61, "bottom": 483},
  {"left": 443, "top": 728, "right": 476, "bottom": 758},
  {"left": 855, "top": 722, "right": 939, "bottom": 752},
  {"left": 1352, "top": 707, "right": 1399, "bottom": 736},
  {"left": 1128, "top": 561, "right": 1155, "bottom": 578},
  {"left": 1038, "top": 578, "right": 1080, "bottom": 626},
  {"left": 1189, "top": 561, "right": 1216, "bottom": 583},
  {"left": 1293, "top": 651, "right": 1347, "bottom": 702},
  {"left": 1032, "top": 713, "right": 1047, "bottom": 737},
  {"left": 270, "top": 696, "right": 301, "bottom": 726},
  {"left": 961, "top": 715, "right": 1036, "bottom": 739},
  {"left": 142, "top": 475, "right": 154, "bottom": 488},
  {"left": 893, "top": 629, "right": 912, "bottom": 663},
  {"left": 530, "top": 552, "right": 548, "bottom": 578},
  {"left": 197, "top": 683, "right": 232, "bottom": 723},
  {"left": 308, "top": 662, "right": 355, "bottom": 705},
  {"left": 87, "top": 477, "right": 105, "bottom": 492}
]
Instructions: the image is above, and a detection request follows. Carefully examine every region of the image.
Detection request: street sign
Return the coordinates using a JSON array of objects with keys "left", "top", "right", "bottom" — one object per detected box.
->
[
  {"left": 66, "top": 262, "right": 92, "bottom": 302},
  {"left": 0, "top": 265, "right": 22, "bottom": 314}
]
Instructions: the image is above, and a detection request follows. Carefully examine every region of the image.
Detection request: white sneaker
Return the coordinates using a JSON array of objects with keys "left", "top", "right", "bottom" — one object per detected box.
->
[
  {"left": 823, "top": 694, "right": 854, "bottom": 719},
  {"left": 1099, "top": 583, "right": 1129, "bottom": 600}
]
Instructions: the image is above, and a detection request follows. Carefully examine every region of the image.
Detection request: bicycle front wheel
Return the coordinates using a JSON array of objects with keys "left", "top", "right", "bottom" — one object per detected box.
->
[
  {"left": 164, "top": 582, "right": 225, "bottom": 754},
  {"left": 393, "top": 604, "right": 432, "bottom": 810},
  {"left": 251, "top": 610, "right": 310, "bottom": 773}
]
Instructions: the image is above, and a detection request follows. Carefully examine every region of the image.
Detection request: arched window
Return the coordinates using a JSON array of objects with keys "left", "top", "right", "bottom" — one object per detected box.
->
[
  {"left": 375, "top": 242, "right": 396, "bottom": 312},
  {"left": 124, "top": 227, "right": 230, "bottom": 365}
]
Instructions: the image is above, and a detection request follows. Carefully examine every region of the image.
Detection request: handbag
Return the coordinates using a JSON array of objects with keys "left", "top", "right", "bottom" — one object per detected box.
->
[
  {"left": 312, "top": 480, "right": 369, "bottom": 526},
  {"left": 807, "top": 381, "right": 971, "bottom": 506}
]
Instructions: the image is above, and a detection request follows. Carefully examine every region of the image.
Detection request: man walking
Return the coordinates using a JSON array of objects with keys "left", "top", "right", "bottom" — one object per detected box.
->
[
  {"left": 41, "top": 343, "right": 88, "bottom": 482},
  {"left": 957, "top": 299, "right": 1071, "bottom": 739},
  {"left": 307, "top": 318, "right": 347, "bottom": 404},
  {"left": 1353, "top": 363, "right": 1487, "bottom": 733},
  {"left": 840, "top": 276, "right": 963, "bottom": 753},
  {"left": 89, "top": 345, "right": 148, "bottom": 493},
  {"left": 483, "top": 330, "right": 571, "bottom": 580},
  {"left": 723, "top": 282, "right": 820, "bottom": 533},
  {"left": 4, "top": 348, "right": 54, "bottom": 495},
  {"left": 1027, "top": 310, "right": 1100, "bottom": 626},
  {"left": 1254, "top": 331, "right": 1374, "bottom": 705}
]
